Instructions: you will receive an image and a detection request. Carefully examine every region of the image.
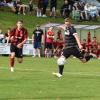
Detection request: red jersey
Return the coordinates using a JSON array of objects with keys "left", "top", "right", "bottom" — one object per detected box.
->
[
  {"left": 10, "top": 27, "right": 28, "bottom": 47},
  {"left": 46, "top": 31, "right": 54, "bottom": 43},
  {"left": 92, "top": 40, "right": 98, "bottom": 49},
  {"left": 57, "top": 32, "right": 63, "bottom": 47},
  {"left": 81, "top": 42, "right": 87, "bottom": 50}
]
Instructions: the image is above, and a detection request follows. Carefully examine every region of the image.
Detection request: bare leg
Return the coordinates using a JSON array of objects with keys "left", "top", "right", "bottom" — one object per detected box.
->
[{"left": 10, "top": 52, "right": 15, "bottom": 72}]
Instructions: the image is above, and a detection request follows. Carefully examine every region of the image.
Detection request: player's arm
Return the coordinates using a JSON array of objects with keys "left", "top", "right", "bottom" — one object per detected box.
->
[
  {"left": 42, "top": 34, "right": 44, "bottom": 44},
  {"left": 58, "top": 24, "right": 65, "bottom": 30},
  {"left": 32, "top": 33, "right": 34, "bottom": 43},
  {"left": 9, "top": 29, "right": 15, "bottom": 42},
  {"left": 73, "top": 33, "right": 82, "bottom": 50}
]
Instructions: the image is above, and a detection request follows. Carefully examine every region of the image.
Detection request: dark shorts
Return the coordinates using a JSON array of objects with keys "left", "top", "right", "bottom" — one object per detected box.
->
[
  {"left": 34, "top": 42, "right": 41, "bottom": 49},
  {"left": 38, "top": 2, "right": 43, "bottom": 9},
  {"left": 62, "top": 47, "right": 84, "bottom": 59},
  {"left": 45, "top": 42, "right": 53, "bottom": 49},
  {"left": 10, "top": 44, "right": 23, "bottom": 58}
]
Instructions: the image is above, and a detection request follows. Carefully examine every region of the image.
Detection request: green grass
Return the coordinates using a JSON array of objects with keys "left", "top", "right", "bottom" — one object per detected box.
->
[
  {"left": 0, "top": 11, "right": 64, "bottom": 36},
  {"left": 0, "top": 57, "right": 100, "bottom": 100}
]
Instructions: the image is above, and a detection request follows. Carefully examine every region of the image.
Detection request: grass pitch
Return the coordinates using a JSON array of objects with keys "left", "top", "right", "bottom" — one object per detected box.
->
[{"left": 0, "top": 57, "right": 100, "bottom": 100}]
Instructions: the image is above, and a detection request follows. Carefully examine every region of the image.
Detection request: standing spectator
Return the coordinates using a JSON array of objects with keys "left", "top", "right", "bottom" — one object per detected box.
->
[
  {"left": 4, "top": 28, "right": 11, "bottom": 43},
  {"left": 0, "top": 29, "right": 4, "bottom": 44},
  {"left": 91, "top": 37, "right": 98, "bottom": 56},
  {"left": 81, "top": 39, "right": 87, "bottom": 56},
  {"left": 42, "top": 0, "right": 48, "bottom": 17},
  {"left": 54, "top": 30, "right": 63, "bottom": 58},
  {"left": 29, "top": 0, "right": 33, "bottom": 15},
  {"left": 50, "top": 0, "right": 57, "bottom": 17},
  {"left": 84, "top": 3, "right": 91, "bottom": 20},
  {"left": 9, "top": 20, "right": 28, "bottom": 72},
  {"left": 45, "top": 26, "right": 54, "bottom": 58},
  {"left": 97, "top": 45, "right": 100, "bottom": 59},
  {"left": 37, "top": 0, "right": 43, "bottom": 17},
  {"left": 60, "top": 0, "right": 71, "bottom": 18},
  {"left": 32, "top": 25, "right": 44, "bottom": 57}
]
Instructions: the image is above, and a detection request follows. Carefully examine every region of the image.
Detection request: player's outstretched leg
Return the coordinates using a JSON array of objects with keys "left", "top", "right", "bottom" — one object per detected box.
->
[{"left": 53, "top": 56, "right": 65, "bottom": 78}]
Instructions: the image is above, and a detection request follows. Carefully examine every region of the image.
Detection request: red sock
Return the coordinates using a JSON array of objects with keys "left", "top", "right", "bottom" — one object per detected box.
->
[{"left": 10, "top": 58, "right": 14, "bottom": 67}]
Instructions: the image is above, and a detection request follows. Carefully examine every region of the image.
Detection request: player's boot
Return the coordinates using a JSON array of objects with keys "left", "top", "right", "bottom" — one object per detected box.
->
[
  {"left": 10, "top": 67, "right": 14, "bottom": 72},
  {"left": 52, "top": 72, "right": 62, "bottom": 78}
]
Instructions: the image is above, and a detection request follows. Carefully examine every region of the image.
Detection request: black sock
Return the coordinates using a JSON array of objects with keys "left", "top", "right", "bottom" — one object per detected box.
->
[
  {"left": 85, "top": 55, "right": 93, "bottom": 62},
  {"left": 59, "top": 65, "right": 64, "bottom": 75}
]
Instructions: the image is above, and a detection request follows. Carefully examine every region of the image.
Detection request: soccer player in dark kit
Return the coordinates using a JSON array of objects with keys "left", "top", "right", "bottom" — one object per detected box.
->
[
  {"left": 9, "top": 20, "right": 28, "bottom": 72},
  {"left": 53, "top": 18, "right": 93, "bottom": 78}
]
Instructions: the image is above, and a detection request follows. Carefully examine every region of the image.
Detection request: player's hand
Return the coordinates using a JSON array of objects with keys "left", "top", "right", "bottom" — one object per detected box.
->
[
  {"left": 10, "top": 36, "right": 14, "bottom": 42},
  {"left": 79, "top": 45, "right": 83, "bottom": 50},
  {"left": 17, "top": 43, "right": 22, "bottom": 49}
]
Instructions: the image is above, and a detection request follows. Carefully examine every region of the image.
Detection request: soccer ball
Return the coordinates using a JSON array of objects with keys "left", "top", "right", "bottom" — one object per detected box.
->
[{"left": 57, "top": 56, "right": 65, "bottom": 65}]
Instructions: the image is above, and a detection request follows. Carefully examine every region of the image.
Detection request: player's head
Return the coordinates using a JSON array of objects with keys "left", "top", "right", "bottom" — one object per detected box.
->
[
  {"left": 48, "top": 26, "right": 53, "bottom": 31},
  {"left": 64, "top": 18, "right": 72, "bottom": 28},
  {"left": 17, "top": 20, "right": 23, "bottom": 29},
  {"left": 36, "top": 25, "right": 40, "bottom": 30}
]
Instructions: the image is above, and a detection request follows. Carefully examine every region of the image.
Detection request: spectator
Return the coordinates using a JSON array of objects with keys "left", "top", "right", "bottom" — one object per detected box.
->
[
  {"left": 45, "top": 26, "right": 54, "bottom": 58},
  {"left": 4, "top": 28, "right": 11, "bottom": 43},
  {"left": 14, "top": 0, "right": 28, "bottom": 15},
  {"left": 54, "top": 30, "right": 63, "bottom": 58},
  {"left": 91, "top": 37, "right": 98, "bottom": 56},
  {"left": 84, "top": 3, "right": 91, "bottom": 20},
  {"left": 97, "top": 45, "right": 100, "bottom": 59},
  {"left": 0, "top": 0, "right": 16, "bottom": 12},
  {"left": 42, "top": 0, "right": 48, "bottom": 17},
  {"left": 73, "top": 1, "right": 85, "bottom": 21},
  {"left": 37, "top": 0, "right": 43, "bottom": 17},
  {"left": 5, "top": 0, "right": 16, "bottom": 12},
  {"left": 89, "top": 3, "right": 99, "bottom": 20},
  {"left": 32, "top": 25, "right": 44, "bottom": 57},
  {"left": 81, "top": 39, "right": 88, "bottom": 56},
  {"left": 60, "top": 0, "right": 71, "bottom": 18},
  {"left": 0, "top": 29, "right": 4, "bottom": 44},
  {"left": 50, "top": 0, "right": 57, "bottom": 17},
  {"left": 29, "top": 0, "right": 33, "bottom": 15}
]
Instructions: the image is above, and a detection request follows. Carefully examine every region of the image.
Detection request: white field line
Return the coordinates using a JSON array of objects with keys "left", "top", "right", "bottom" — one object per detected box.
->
[{"left": 0, "top": 67, "right": 100, "bottom": 77}]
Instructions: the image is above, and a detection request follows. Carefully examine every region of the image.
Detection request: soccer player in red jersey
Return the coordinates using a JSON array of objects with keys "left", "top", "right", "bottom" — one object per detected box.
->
[
  {"left": 9, "top": 20, "right": 28, "bottom": 72},
  {"left": 54, "top": 30, "right": 64, "bottom": 58},
  {"left": 45, "top": 26, "right": 54, "bottom": 58}
]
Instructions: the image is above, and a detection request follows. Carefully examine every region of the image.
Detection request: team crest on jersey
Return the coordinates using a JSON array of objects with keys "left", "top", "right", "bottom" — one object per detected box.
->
[{"left": 65, "top": 30, "right": 70, "bottom": 35}]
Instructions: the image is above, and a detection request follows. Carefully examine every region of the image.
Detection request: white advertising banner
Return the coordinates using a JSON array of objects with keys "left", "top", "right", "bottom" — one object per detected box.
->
[
  {"left": 23, "top": 44, "right": 33, "bottom": 55},
  {"left": 0, "top": 44, "right": 10, "bottom": 54},
  {"left": 0, "top": 44, "right": 33, "bottom": 55}
]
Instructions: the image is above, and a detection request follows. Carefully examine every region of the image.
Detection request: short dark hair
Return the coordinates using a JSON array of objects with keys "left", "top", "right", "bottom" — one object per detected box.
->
[
  {"left": 17, "top": 20, "right": 23, "bottom": 23},
  {"left": 64, "top": 18, "right": 72, "bottom": 23}
]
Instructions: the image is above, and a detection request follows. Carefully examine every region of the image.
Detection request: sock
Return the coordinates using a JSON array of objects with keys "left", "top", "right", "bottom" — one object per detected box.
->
[
  {"left": 10, "top": 58, "right": 14, "bottom": 67},
  {"left": 39, "top": 11, "right": 41, "bottom": 16},
  {"left": 85, "top": 55, "right": 93, "bottom": 62},
  {"left": 59, "top": 65, "right": 64, "bottom": 75},
  {"left": 37, "top": 11, "right": 39, "bottom": 17}
]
